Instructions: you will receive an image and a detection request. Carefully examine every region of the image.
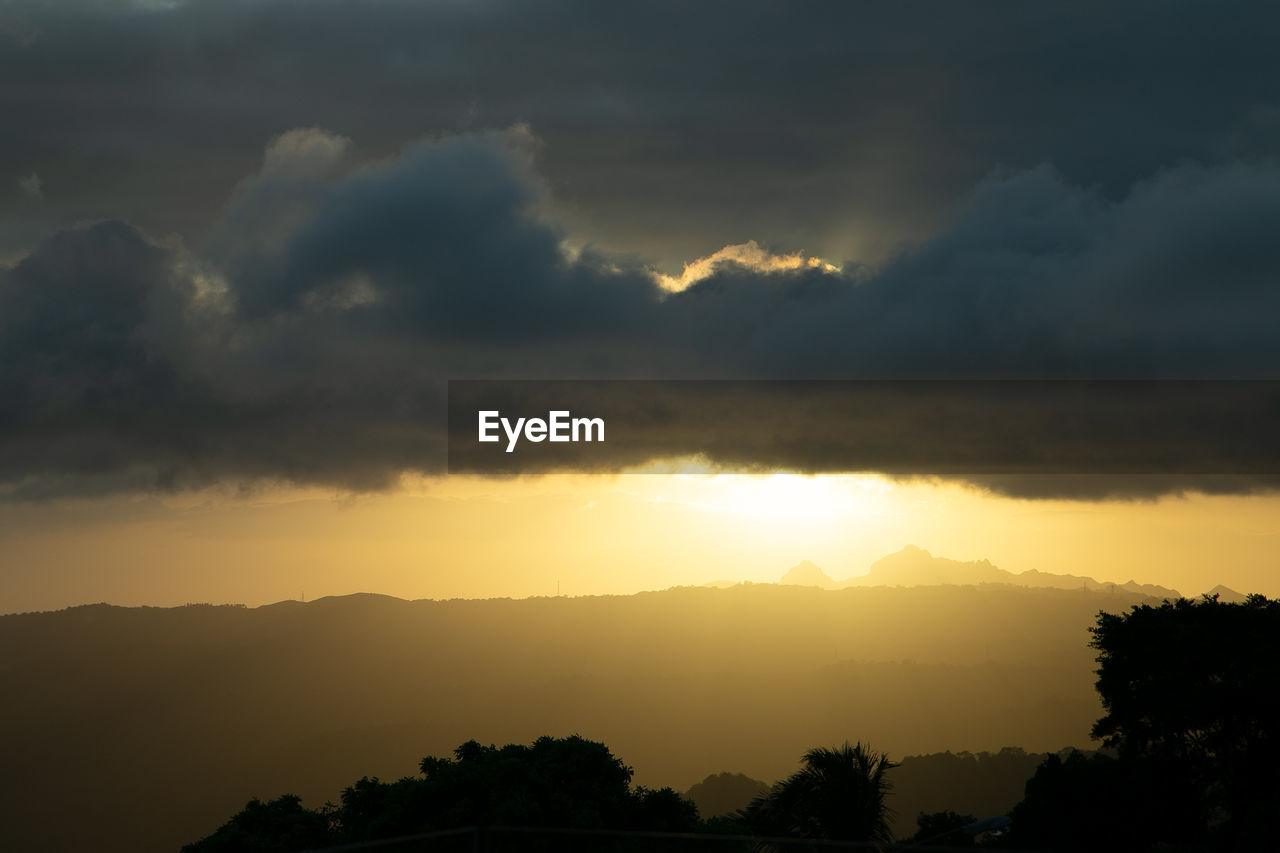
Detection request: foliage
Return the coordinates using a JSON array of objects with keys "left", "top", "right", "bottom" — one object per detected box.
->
[
  {"left": 181, "top": 794, "right": 333, "bottom": 852},
  {"left": 741, "top": 742, "right": 896, "bottom": 845},
  {"left": 184, "top": 735, "right": 700, "bottom": 851},
  {"left": 1003, "top": 594, "right": 1280, "bottom": 851},
  {"left": 910, "top": 810, "right": 976, "bottom": 847},
  {"left": 1004, "top": 750, "right": 1202, "bottom": 852},
  {"left": 1090, "top": 594, "right": 1280, "bottom": 847}
]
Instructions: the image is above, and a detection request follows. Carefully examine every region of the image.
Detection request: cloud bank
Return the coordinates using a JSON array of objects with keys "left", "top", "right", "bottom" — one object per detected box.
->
[
  {"left": 2, "top": 125, "right": 1279, "bottom": 498},
  {"left": 4, "top": 1, "right": 1280, "bottom": 268}
]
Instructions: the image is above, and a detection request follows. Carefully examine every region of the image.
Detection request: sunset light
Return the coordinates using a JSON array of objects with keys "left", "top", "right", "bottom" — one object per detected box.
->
[{"left": 4, "top": 3, "right": 1279, "bottom": 851}]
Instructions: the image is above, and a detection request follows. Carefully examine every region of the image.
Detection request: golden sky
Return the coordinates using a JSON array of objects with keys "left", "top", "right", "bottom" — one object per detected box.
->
[{"left": 2, "top": 474, "right": 1277, "bottom": 614}]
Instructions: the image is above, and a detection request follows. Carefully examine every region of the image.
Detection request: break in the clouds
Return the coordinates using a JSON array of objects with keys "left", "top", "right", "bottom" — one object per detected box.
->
[
  {"left": 2, "top": 0, "right": 1280, "bottom": 498},
  {"left": 2, "top": 124, "right": 1280, "bottom": 499}
]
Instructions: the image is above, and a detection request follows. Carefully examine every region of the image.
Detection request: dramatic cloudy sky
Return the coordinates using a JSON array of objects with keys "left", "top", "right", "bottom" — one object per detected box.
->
[{"left": 2, "top": 0, "right": 1279, "bottom": 608}]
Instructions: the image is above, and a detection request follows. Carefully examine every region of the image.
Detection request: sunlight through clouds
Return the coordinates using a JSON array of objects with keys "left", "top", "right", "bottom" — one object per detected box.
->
[{"left": 652, "top": 240, "right": 841, "bottom": 292}]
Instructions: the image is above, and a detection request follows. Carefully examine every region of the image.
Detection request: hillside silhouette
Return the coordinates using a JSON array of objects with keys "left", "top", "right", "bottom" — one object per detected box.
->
[
  {"left": 684, "top": 772, "right": 770, "bottom": 818},
  {"left": 1, "top": 579, "right": 1172, "bottom": 852}
]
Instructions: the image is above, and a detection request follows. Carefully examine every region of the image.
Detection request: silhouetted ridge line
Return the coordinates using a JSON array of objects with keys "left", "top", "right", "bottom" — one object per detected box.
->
[{"left": 752, "top": 546, "right": 1184, "bottom": 598}]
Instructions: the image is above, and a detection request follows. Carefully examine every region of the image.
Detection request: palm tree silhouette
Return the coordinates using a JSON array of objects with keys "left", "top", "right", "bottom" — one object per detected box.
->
[{"left": 743, "top": 741, "right": 897, "bottom": 847}]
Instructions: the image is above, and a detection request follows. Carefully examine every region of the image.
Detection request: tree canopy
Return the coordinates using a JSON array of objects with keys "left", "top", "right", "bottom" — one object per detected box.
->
[
  {"left": 1092, "top": 594, "right": 1280, "bottom": 847},
  {"left": 183, "top": 735, "right": 699, "bottom": 852},
  {"left": 1007, "top": 594, "right": 1280, "bottom": 851}
]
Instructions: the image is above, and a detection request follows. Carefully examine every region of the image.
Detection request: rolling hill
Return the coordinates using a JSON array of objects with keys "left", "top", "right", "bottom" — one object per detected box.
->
[{"left": 0, "top": 571, "right": 1187, "bottom": 852}]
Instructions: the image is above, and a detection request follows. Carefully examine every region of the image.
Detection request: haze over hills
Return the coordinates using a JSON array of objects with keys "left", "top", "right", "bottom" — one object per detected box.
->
[
  {"left": 760, "top": 546, "right": 1189, "bottom": 599},
  {"left": 1, "top": 575, "right": 1188, "bottom": 853}
]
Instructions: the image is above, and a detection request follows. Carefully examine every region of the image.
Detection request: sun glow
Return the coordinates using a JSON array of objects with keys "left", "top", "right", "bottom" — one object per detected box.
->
[
  {"left": 6, "top": 471, "right": 1280, "bottom": 612},
  {"left": 644, "top": 473, "right": 895, "bottom": 521}
]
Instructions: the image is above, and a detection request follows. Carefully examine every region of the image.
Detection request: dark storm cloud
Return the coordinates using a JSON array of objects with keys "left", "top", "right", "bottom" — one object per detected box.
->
[
  {"left": 740, "top": 163, "right": 1280, "bottom": 378},
  {"left": 3, "top": 0, "right": 1280, "bottom": 266},
  {"left": 211, "top": 129, "right": 661, "bottom": 339},
  {"left": 3, "top": 0, "right": 1280, "bottom": 498},
  {"left": 2, "top": 125, "right": 1280, "bottom": 499}
]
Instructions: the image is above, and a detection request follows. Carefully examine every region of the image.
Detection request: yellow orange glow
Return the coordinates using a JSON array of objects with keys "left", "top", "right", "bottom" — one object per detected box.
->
[
  {"left": 652, "top": 240, "right": 840, "bottom": 292},
  {"left": 2, "top": 472, "right": 1279, "bottom": 613},
  {"left": 619, "top": 473, "right": 892, "bottom": 522}
]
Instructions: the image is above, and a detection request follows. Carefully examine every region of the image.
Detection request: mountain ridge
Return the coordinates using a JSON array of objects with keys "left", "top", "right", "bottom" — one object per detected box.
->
[{"left": 715, "top": 545, "right": 1203, "bottom": 600}]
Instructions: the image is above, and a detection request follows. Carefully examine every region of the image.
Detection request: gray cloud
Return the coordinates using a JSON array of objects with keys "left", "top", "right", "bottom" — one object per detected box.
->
[
  {"left": 2, "top": 0, "right": 1279, "bottom": 268},
  {"left": 16, "top": 172, "right": 41, "bottom": 200},
  {"left": 2, "top": 126, "right": 1279, "bottom": 499}
]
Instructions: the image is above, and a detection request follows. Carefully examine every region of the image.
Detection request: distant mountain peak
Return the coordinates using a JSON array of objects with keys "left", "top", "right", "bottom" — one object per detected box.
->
[
  {"left": 733, "top": 546, "right": 1181, "bottom": 599},
  {"left": 1206, "top": 584, "right": 1248, "bottom": 603},
  {"left": 779, "top": 560, "right": 836, "bottom": 589},
  {"left": 839, "top": 545, "right": 1181, "bottom": 598},
  {"left": 850, "top": 546, "right": 1010, "bottom": 587}
]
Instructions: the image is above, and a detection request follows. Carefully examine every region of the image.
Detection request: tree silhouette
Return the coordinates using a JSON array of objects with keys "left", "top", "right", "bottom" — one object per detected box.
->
[
  {"left": 1090, "top": 594, "right": 1280, "bottom": 849},
  {"left": 181, "top": 794, "right": 332, "bottom": 852},
  {"left": 184, "top": 736, "right": 701, "bottom": 851},
  {"left": 741, "top": 742, "right": 896, "bottom": 846},
  {"left": 910, "top": 810, "right": 976, "bottom": 847},
  {"left": 1004, "top": 750, "right": 1201, "bottom": 852},
  {"left": 1002, "top": 594, "right": 1280, "bottom": 851}
]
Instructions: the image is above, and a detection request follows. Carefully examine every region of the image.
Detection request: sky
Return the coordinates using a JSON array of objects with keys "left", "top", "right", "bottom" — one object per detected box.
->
[{"left": 2, "top": 0, "right": 1279, "bottom": 612}]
